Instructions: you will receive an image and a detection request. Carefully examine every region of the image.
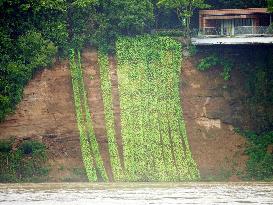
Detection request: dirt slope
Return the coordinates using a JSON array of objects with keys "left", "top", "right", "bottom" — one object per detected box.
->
[
  {"left": 0, "top": 48, "right": 249, "bottom": 181},
  {"left": 181, "top": 56, "right": 248, "bottom": 180},
  {"left": 0, "top": 61, "right": 86, "bottom": 181}
]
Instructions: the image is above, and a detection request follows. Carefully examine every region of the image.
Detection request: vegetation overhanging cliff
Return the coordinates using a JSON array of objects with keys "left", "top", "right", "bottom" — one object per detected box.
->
[{"left": 0, "top": 0, "right": 272, "bottom": 182}]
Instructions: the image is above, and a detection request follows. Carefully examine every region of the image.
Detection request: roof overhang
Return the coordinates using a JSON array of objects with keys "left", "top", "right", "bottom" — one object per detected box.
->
[
  {"left": 203, "top": 15, "right": 257, "bottom": 20},
  {"left": 200, "top": 8, "right": 268, "bottom": 16}
]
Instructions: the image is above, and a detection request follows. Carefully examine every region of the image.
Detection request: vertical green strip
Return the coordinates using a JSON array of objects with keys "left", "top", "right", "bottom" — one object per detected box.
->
[
  {"left": 69, "top": 49, "right": 108, "bottom": 182},
  {"left": 98, "top": 48, "right": 123, "bottom": 181},
  {"left": 116, "top": 36, "right": 200, "bottom": 181},
  {"left": 69, "top": 49, "right": 97, "bottom": 181}
]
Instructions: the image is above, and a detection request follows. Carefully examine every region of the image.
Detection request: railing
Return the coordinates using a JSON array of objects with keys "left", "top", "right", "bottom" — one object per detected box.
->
[
  {"left": 202, "top": 27, "right": 221, "bottom": 36},
  {"left": 199, "top": 26, "right": 273, "bottom": 37},
  {"left": 234, "top": 26, "right": 272, "bottom": 35}
]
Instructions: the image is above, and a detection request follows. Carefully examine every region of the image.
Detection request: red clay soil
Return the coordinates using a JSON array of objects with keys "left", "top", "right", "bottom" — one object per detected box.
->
[{"left": 0, "top": 48, "right": 249, "bottom": 182}]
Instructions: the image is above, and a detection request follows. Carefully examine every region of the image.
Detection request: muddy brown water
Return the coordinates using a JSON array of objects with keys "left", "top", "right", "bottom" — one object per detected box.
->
[{"left": 0, "top": 183, "right": 273, "bottom": 205}]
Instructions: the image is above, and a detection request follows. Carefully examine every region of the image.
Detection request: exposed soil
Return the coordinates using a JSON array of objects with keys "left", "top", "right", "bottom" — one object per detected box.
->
[
  {"left": 0, "top": 60, "right": 86, "bottom": 182},
  {"left": 81, "top": 48, "right": 113, "bottom": 181},
  {"left": 0, "top": 47, "right": 251, "bottom": 182},
  {"left": 108, "top": 55, "right": 125, "bottom": 170},
  {"left": 181, "top": 55, "right": 248, "bottom": 180}
]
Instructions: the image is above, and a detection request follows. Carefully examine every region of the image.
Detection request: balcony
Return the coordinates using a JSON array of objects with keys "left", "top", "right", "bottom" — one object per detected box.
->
[
  {"left": 192, "top": 26, "right": 273, "bottom": 45},
  {"left": 200, "top": 26, "right": 273, "bottom": 37}
]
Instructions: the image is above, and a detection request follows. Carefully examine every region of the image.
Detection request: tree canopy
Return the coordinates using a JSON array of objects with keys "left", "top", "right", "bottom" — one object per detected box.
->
[
  {"left": 158, "top": 0, "right": 209, "bottom": 33},
  {"left": 268, "top": 0, "right": 273, "bottom": 11},
  {"left": 206, "top": 0, "right": 267, "bottom": 9},
  {"left": 0, "top": 0, "right": 270, "bottom": 121}
]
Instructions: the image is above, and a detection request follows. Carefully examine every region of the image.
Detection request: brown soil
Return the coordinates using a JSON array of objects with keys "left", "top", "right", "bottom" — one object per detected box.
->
[
  {"left": 181, "top": 56, "right": 248, "bottom": 180},
  {"left": 0, "top": 48, "right": 250, "bottom": 182},
  {"left": 81, "top": 48, "right": 113, "bottom": 181},
  {"left": 0, "top": 60, "right": 86, "bottom": 182},
  {"left": 108, "top": 55, "right": 125, "bottom": 170}
]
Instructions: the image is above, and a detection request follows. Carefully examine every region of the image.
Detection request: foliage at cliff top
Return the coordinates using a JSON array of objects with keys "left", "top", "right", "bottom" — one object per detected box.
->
[
  {"left": 268, "top": 0, "right": 273, "bottom": 12},
  {"left": 0, "top": 0, "right": 269, "bottom": 122},
  {"left": 158, "top": 0, "right": 209, "bottom": 33}
]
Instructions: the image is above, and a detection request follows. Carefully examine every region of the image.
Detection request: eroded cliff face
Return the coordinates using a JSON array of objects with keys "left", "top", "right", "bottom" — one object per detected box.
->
[
  {"left": 0, "top": 48, "right": 254, "bottom": 181},
  {"left": 181, "top": 56, "right": 248, "bottom": 180},
  {"left": 0, "top": 60, "right": 86, "bottom": 181}
]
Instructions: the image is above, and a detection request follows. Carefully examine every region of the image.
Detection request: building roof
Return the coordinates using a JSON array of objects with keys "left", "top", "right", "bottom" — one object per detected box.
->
[{"left": 200, "top": 8, "right": 268, "bottom": 16}]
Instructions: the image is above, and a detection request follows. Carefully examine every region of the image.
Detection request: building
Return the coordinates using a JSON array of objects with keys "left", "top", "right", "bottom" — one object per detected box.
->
[
  {"left": 199, "top": 8, "right": 272, "bottom": 36},
  {"left": 192, "top": 8, "right": 273, "bottom": 45}
]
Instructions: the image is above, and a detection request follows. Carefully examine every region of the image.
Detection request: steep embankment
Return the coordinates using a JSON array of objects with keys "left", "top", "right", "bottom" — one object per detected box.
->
[
  {"left": 0, "top": 45, "right": 250, "bottom": 182},
  {"left": 181, "top": 56, "right": 248, "bottom": 180},
  {"left": 0, "top": 61, "right": 86, "bottom": 181}
]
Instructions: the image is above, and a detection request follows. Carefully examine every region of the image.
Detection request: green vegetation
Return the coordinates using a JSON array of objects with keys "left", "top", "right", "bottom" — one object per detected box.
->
[
  {"left": 69, "top": 49, "right": 107, "bottom": 182},
  {"left": 197, "top": 54, "right": 219, "bottom": 71},
  {"left": 1, "top": 0, "right": 272, "bottom": 182},
  {"left": 59, "top": 167, "right": 88, "bottom": 182},
  {"left": 0, "top": 0, "right": 155, "bottom": 122},
  {"left": 68, "top": 36, "right": 200, "bottom": 182},
  {"left": 244, "top": 67, "right": 273, "bottom": 132},
  {"left": 236, "top": 130, "right": 273, "bottom": 181},
  {"left": 0, "top": 0, "right": 268, "bottom": 121},
  {"left": 188, "top": 44, "right": 197, "bottom": 56},
  {"left": 98, "top": 48, "right": 124, "bottom": 180},
  {"left": 238, "top": 49, "right": 273, "bottom": 180},
  {"left": 0, "top": 31, "right": 56, "bottom": 121},
  {"left": 155, "top": 29, "right": 185, "bottom": 37},
  {"left": 269, "top": 0, "right": 273, "bottom": 12},
  {"left": 116, "top": 36, "right": 199, "bottom": 181},
  {"left": 158, "top": 0, "right": 209, "bottom": 35},
  {"left": 0, "top": 139, "right": 49, "bottom": 182},
  {"left": 197, "top": 54, "right": 233, "bottom": 80},
  {"left": 207, "top": 0, "right": 266, "bottom": 9}
]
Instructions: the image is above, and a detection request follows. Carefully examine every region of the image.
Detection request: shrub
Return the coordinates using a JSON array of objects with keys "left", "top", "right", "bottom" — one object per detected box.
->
[
  {"left": 18, "top": 31, "right": 57, "bottom": 69},
  {"left": 0, "top": 139, "right": 49, "bottom": 182},
  {"left": 239, "top": 130, "right": 273, "bottom": 181},
  {"left": 197, "top": 54, "right": 219, "bottom": 71},
  {"left": 267, "top": 24, "right": 273, "bottom": 34},
  {"left": 156, "top": 29, "right": 185, "bottom": 37},
  {"left": 0, "top": 31, "right": 57, "bottom": 122},
  {"left": 197, "top": 54, "right": 233, "bottom": 80},
  {"left": 20, "top": 140, "right": 46, "bottom": 157},
  {"left": 188, "top": 44, "right": 197, "bottom": 56},
  {"left": 0, "top": 140, "right": 12, "bottom": 153},
  {"left": 221, "top": 59, "right": 233, "bottom": 81}
]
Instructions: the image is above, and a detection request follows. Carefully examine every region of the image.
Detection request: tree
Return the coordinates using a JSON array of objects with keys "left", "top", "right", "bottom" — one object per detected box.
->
[
  {"left": 158, "top": 0, "right": 209, "bottom": 35},
  {"left": 97, "top": 0, "right": 154, "bottom": 41},
  {"left": 268, "top": 0, "right": 273, "bottom": 12},
  {"left": 205, "top": 0, "right": 266, "bottom": 9}
]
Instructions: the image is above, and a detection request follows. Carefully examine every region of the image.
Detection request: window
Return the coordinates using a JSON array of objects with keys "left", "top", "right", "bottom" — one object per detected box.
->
[{"left": 234, "top": 18, "right": 253, "bottom": 27}]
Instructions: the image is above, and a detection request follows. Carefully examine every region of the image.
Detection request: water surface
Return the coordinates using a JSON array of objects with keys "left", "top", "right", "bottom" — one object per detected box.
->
[{"left": 0, "top": 183, "right": 273, "bottom": 205}]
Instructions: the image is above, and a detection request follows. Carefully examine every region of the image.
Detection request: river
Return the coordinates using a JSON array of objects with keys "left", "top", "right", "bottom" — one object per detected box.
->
[{"left": 0, "top": 183, "right": 273, "bottom": 205}]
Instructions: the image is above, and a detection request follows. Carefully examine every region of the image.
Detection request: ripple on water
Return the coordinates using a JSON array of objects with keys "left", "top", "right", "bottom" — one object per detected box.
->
[{"left": 0, "top": 183, "right": 273, "bottom": 205}]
